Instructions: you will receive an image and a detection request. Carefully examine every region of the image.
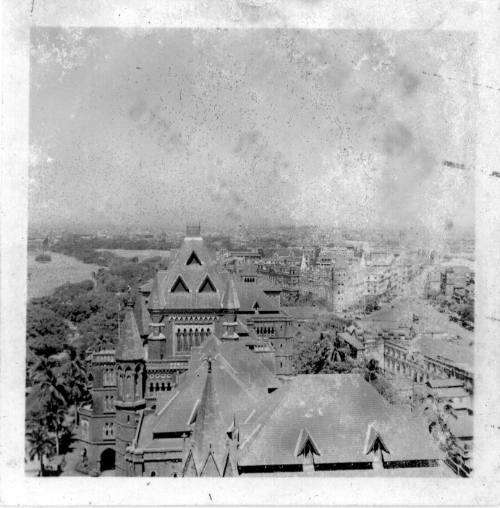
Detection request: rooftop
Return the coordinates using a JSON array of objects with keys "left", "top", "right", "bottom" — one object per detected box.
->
[{"left": 239, "top": 374, "right": 443, "bottom": 467}]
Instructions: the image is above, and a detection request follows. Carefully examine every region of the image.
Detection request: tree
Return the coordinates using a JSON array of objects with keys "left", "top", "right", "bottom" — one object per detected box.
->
[
  {"left": 61, "top": 357, "right": 89, "bottom": 407},
  {"left": 44, "top": 399, "right": 67, "bottom": 456},
  {"left": 27, "top": 305, "right": 69, "bottom": 357},
  {"left": 293, "top": 335, "right": 356, "bottom": 375},
  {"left": 26, "top": 415, "right": 55, "bottom": 476},
  {"left": 29, "top": 357, "right": 67, "bottom": 407}
]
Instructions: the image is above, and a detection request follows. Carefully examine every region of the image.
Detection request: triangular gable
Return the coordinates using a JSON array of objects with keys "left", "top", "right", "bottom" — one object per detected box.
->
[
  {"left": 199, "top": 448, "right": 221, "bottom": 477},
  {"left": 182, "top": 448, "right": 198, "bottom": 477},
  {"left": 171, "top": 276, "right": 189, "bottom": 293},
  {"left": 199, "top": 276, "right": 216, "bottom": 293},
  {"left": 364, "top": 424, "right": 390, "bottom": 455},
  {"left": 186, "top": 251, "right": 202, "bottom": 266},
  {"left": 294, "top": 428, "right": 321, "bottom": 457}
]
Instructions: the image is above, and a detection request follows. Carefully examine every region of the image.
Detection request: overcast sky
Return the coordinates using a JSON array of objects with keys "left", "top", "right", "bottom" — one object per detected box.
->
[{"left": 29, "top": 28, "right": 476, "bottom": 235}]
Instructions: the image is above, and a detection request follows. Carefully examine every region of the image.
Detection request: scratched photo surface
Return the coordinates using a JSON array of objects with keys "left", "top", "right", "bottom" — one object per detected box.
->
[{"left": 26, "top": 27, "right": 475, "bottom": 478}]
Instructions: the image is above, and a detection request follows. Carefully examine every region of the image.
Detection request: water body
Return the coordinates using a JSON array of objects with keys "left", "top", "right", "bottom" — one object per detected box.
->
[{"left": 27, "top": 252, "right": 100, "bottom": 300}]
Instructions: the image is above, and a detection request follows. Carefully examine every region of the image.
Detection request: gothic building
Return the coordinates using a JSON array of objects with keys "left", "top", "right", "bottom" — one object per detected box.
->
[
  {"left": 77, "top": 226, "right": 447, "bottom": 476},
  {"left": 78, "top": 226, "right": 294, "bottom": 474}
]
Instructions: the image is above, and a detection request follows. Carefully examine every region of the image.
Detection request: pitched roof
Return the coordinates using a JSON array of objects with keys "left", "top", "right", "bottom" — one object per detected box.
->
[
  {"left": 239, "top": 374, "right": 442, "bottom": 467},
  {"left": 221, "top": 277, "right": 240, "bottom": 310},
  {"left": 148, "top": 270, "right": 167, "bottom": 310},
  {"left": 295, "top": 428, "right": 321, "bottom": 457},
  {"left": 364, "top": 424, "right": 390, "bottom": 455},
  {"left": 191, "top": 357, "right": 228, "bottom": 467},
  {"left": 115, "top": 304, "right": 144, "bottom": 361},
  {"left": 134, "top": 294, "right": 151, "bottom": 336},
  {"left": 233, "top": 281, "right": 280, "bottom": 312},
  {"left": 136, "top": 335, "right": 279, "bottom": 453},
  {"left": 152, "top": 237, "right": 224, "bottom": 310}
]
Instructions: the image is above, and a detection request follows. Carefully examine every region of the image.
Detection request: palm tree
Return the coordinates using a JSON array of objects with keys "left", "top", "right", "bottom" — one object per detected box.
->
[
  {"left": 61, "top": 357, "right": 89, "bottom": 407},
  {"left": 30, "top": 357, "right": 67, "bottom": 406},
  {"left": 26, "top": 417, "right": 54, "bottom": 476},
  {"left": 44, "top": 399, "right": 67, "bottom": 456}
]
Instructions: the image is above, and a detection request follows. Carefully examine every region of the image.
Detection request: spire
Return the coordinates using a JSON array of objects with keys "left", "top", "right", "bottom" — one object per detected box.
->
[
  {"left": 148, "top": 271, "right": 165, "bottom": 310},
  {"left": 115, "top": 301, "right": 144, "bottom": 361},
  {"left": 190, "top": 356, "right": 227, "bottom": 475},
  {"left": 221, "top": 277, "right": 240, "bottom": 311}
]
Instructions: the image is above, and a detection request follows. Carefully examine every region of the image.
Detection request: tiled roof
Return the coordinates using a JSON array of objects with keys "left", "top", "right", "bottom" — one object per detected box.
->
[
  {"left": 153, "top": 237, "right": 225, "bottom": 310},
  {"left": 233, "top": 281, "right": 280, "bottom": 313},
  {"left": 191, "top": 357, "right": 228, "bottom": 468},
  {"left": 221, "top": 277, "right": 240, "bottom": 310},
  {"left": 148, "top": 271, "right": 167, "bottom": 310},
  {"left": 136, "top": 335, "right": 279, "bottom": 454},
  {"left": 134, "top": 294, "right": 151, "bottom": 336},
  {"left": 115, "top": 305, "right": 144, "bottom": 361},
  {"left": 239, "top": 374, "right": 442, "bottom": 467}
]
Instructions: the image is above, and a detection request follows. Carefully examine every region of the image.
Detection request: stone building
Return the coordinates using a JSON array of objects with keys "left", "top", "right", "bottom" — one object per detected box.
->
[{"left": 78, "top": 226, "right": 294, "bottom": 473}]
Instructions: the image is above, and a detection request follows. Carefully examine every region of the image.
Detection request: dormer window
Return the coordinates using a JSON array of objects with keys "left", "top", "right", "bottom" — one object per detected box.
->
[
  {"left": 186, "top": 251, "right": 202, "bottom": 266},
  {"left": 252, "top": 301, "right": 260, "bottom": 310},
  {"left": 171, "top": 276, "right": 189, "bottom": 293},
  {"left": 199, "top": 276, "right": 216, "bottom": 293}
]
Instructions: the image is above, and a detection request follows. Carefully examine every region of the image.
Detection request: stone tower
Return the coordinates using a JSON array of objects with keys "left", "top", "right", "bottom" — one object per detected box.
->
[{"left": 114, "top": 300, "right": 146, "bottom": 475}]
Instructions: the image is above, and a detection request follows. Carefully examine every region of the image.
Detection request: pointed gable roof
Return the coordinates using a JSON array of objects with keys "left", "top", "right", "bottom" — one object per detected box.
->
[
  {"left": 116, "top": 303, "right": 144, "bottom": 361},
  {"left": 221, "top": 277, "right": 240, "bottom": 310},
  {"left": 182, "top": 447, "right": 198, "bottom": 477},
  {"left": 186, "top": 250, "right": 203, "bottom": 266},
  {"left": 364, "top": 424, "right": 390, "bottom": 455},
  {"left": 155, "top": 235, "right": 224, "bottom": 310},
  {"left": 148, "top": 271, "right": 166, "bottom": 310},
  {"left": 294, "top": 427, "right": 321, "bottom": 457},
  {"left": 171, "top": 275, "right": 189, "bottom": 293},
  {"left": 192, "top": 357, "right": 228, "bottom": 467},
  {"left": 199, "top": 276, "right": 216, "bottom": 293},
  {"left": 199, "top": 447, "right": 221, "bottom": 477}
]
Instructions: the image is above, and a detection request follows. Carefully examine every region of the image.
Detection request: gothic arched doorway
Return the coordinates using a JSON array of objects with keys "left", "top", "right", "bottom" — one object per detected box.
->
[{"left": 100, "top": 448, "right": 115, "bottom": 472}]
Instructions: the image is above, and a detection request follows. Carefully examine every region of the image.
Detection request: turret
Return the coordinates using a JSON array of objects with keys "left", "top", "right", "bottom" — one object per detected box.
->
[
  {"left": 114, "top": 300, "right": 146, "bottom": 475},
  {"left": 220, "top": 277, "right": 240, "bottom": 340}
]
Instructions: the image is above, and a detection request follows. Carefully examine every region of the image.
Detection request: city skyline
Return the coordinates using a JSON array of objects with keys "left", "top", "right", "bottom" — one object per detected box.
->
[{"left": 30, "top": 28, "right": 476, "bottom": 236}]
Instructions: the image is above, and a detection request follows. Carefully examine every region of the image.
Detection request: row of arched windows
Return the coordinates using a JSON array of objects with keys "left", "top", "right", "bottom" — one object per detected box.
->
[
  {"left": 103, "top": 422, "right": 114, "bottom": 439},
  {"left": 149, "top": 381, "right": 172, "bottom": 393},
  {"left": 103, "top": 395, "right": 115, "bottom": 412},
  {"left": 256, "top": 326, "right": 275, "bottom": 335},
  {"left": 176, "top": 328, "right": 211, "bottom": 352},
  {"left": 116, "top": 365, "right": 143, "bottom": 401},
  {"left": 103, "top": 367, "right": 115, "bottom": 386}
]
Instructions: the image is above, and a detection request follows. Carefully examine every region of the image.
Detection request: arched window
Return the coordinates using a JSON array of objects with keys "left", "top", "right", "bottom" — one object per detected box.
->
[
  {"left": 161, "top": 382, "right": 165, "bottom": 391},
  {"left": 150, "top": 382, "right": 154, "bottom": 393},
  {"left": 125, "top": 369, "right": 133, "bottom": 400},
  {"left": 155, "top": 382, "right": 159, "bottom": 392},
  {"left": 150, "top": 471, "right": 156, "bottom": 477}
]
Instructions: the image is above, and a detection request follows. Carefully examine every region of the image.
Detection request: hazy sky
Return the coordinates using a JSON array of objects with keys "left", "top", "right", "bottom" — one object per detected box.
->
[{"left": 30, "top": 28, "right": 476, "bottom": 234}]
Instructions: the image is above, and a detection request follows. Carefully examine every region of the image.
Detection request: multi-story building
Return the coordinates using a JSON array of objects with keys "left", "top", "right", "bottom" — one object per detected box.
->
[{"left": 78, "top": 226, "right": 294, "bottom": 474}]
